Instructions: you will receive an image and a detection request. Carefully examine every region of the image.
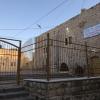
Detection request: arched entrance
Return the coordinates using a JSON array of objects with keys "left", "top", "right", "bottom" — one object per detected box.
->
[{"left": 60, "top": 63, "right": 69, "bottom": 72}]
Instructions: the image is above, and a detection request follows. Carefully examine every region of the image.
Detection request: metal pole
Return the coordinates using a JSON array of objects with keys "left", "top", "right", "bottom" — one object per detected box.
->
[
  {"left": 46, "top": 33, "right": 50, "bottom": 81},
  {"left": 17, "top": 41, "right": 21, "bottom": 85},
  {"left": 85, "top": 42, "right": 89, "bottom": 77}
]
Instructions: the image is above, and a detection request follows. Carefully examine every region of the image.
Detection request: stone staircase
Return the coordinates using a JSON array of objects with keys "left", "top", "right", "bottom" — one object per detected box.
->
[{"left": 0, "top": 84, "right": 33, "bottom": 100}]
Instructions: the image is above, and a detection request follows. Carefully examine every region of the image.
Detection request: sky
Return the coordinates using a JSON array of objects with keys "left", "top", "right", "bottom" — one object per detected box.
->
[{"left": 0, "top": 0, "right": 100, "bottom": 43}]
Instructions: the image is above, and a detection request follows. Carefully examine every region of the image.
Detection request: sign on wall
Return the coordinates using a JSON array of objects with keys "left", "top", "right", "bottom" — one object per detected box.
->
[{"left": 83, "top": 23, "right": 100, "bottom": 38}]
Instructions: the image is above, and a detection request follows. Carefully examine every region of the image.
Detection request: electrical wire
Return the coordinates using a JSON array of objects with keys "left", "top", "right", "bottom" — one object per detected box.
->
[
  {"left": 12, "top": 0, "right": 70, "bottom": 37},
  {"left": 0, "top": 26, "right": 54, "bottom": 30}
]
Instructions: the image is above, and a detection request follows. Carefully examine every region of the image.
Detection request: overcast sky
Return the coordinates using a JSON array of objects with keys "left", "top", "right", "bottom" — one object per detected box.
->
[{"left": 0, "top": 0, "right": 100, "bottom": 43}]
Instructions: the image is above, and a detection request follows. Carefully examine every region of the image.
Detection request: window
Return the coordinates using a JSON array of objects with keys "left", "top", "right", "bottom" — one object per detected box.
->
[
  {"left": 11, "top": 62, "right": 13, "bottom": 66},
  {"left": 69, "top": 36, "right": 72, "bottom": 44},
  {"left": 44, "top": 47, "right": 46, "bottom": 53},
  {"left": 65, "top": 38, "right": 68, "bottom": 45},
  {"left": 13, "top": 62, "right": 16, "bottom": 66},
  {"left": 11, "top": 62, "right": 16, "bottom": 67}
]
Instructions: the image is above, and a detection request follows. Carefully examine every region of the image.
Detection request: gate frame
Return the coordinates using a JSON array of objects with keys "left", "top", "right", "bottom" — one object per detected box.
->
[{"left": 0, "top": 37, "right": 21, "bottom": 85}]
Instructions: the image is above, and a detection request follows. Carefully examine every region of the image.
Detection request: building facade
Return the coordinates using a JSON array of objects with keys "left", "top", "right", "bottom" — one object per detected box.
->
[
  {"left": 34, "top": 3, "right": 100, "bottom": 75},
  {"left": 0, "top": 48, "right": 18, "bottom": 72}
]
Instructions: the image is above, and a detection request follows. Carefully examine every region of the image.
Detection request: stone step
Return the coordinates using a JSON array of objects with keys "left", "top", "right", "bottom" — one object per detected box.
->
[
  {"left": 6, "top": 96, "right": 34, "bottom": 100},
  {"left": 0, "top": 84, "right": 33, "bottom": 100},
  {"left": 0, "top": 91, "right": 29, "bottom": 99},
  {"left": 0, "top": 86, "right": 25, "bottom": 93}
]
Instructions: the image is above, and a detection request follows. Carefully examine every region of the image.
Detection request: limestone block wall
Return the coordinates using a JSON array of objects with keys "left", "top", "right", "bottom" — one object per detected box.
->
[{"left": 24, "top": 77, "right": 100, "bottom": 100}]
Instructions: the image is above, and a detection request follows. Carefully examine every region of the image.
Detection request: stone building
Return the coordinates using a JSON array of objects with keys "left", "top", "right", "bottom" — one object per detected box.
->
[
  {"left": 0, "top": 48, "right": 18, "bottom": 72},
  {"left": 24, "top": 3, "right": 100, "bottom": 100},
  {"left": 0, "top": 47, "right": 30, "bottom": 73},
  {"left": 34, "top": 3, "right": 100, "bottom": 75}
]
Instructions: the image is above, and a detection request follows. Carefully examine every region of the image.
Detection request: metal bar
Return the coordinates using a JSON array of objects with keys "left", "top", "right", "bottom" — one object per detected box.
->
[
  {"left": 46, "top": 33, "right": 50, "bottom": 81},
  {"left": 85, "top": 42, "right": 89, "bottom": 77},
  {"left": 17, "top": 41, "right": 21, "bottom": 85},
  {"left": 22, "top": 39, "right": 46, "bottom": 49},
  {"left": 0, "top": 39, "right": 19, "bottom": 48},
  {"left": 50, "top": 39, "right": 100, "bottom": 49},
  {"left": 0, "top": 37, "right": 21, "bottom": 42}
]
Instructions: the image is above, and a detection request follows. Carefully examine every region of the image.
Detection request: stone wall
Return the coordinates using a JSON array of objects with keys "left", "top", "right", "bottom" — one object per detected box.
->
[{"left": 24, "top": 77, "right": 100, "bottom": 100}]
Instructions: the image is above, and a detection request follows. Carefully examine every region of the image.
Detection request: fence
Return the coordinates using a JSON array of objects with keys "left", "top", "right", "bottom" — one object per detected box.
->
[
  {"left": 21, "top": 33, "right": 100, "bottom": 80},
  {"left": 0, "top": 38, "right": 21, "bottom": 85}
]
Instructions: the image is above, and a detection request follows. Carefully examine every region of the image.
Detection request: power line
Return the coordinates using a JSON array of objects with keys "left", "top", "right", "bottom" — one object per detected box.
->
[
  {"left": 0, "top": 29, "right": 26, "bottom": 30},
  {"left": 0, "top": 26, "right": 54, "bottom": 39},
  {"left": 12, "top": 0, "right": 70, "bottom": 37},
  {"left": 0, "top": 26, "right": 54, "bottom": 30}
]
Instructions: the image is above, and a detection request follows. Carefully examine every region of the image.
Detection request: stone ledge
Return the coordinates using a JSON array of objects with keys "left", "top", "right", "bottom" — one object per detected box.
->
[{"left": 24, "top": 76, "right": 100, "bottom": 83}]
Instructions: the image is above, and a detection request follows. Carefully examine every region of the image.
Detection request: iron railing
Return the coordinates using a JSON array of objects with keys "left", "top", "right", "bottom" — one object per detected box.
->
[
  {"left": 21, "top": 33, "right": 100, "bottom": 80},
  {"left": 0, "top": 38, "right": 21, "bottom": 85}
]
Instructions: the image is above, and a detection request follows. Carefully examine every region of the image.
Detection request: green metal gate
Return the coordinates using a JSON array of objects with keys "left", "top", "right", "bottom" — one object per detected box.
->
[{"left": 0, "top": 38, "right": 21, "bottom": 85}]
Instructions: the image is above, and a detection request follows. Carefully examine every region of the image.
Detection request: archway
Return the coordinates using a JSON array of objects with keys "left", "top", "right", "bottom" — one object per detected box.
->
[{"left": 60, "top": 63, "right": 69, "bottom": 72}]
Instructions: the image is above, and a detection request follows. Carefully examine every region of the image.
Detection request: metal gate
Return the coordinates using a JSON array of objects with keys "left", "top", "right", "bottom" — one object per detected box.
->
[{"left": 0, "top": 38, "right": 21, "bottom": 85}]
